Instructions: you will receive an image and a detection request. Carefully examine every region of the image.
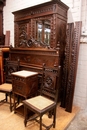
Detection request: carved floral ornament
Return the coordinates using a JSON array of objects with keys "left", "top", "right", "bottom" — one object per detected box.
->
[
  {"left": 16, "top": 23, "right": 60, "bottom": 51},
  {"left": 17, "top": 20, "right": 52, "bottom": 49}
]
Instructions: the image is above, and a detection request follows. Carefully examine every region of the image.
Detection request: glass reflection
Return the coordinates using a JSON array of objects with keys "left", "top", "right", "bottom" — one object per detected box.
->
[
  {"left": 37, "top": 23, "right": 42, "bottom": 41},
  {"left": 36, "top": 20, "right": 51, "bottom": 46},
  {"left": 44, "top": 24, "right": 51, "bottom": 45}
]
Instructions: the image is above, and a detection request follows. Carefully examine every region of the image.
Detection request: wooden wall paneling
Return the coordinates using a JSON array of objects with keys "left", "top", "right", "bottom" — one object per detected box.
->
[
  {"left": 61, "top": 22, "right": 82, "bottom": 112},
  {"left": 65, "top": 21, "right": 82, "bottom": 112},
  {"left": 61, "top": 23, "right": 74, "bottom": 108}
]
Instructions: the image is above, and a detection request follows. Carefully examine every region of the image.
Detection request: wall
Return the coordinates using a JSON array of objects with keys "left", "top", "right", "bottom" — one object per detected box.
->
[
  {"left": 74, "top": 44, "right": 87, "bottom": 108},
  {"left": 3, "top": 0, "right": 87, "bottom": 109},
  {"left": 61, "top": 0, "right": 87, "bottom": 109},
  {"left": 62, "top": 0, "right": 87, "bottom": 35}
]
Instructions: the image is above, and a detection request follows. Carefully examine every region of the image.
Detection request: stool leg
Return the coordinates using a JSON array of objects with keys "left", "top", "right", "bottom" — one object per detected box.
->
[
  {"left": 53, "top": 107, "right": 56, "bottom": 128},
  {"left": 13, "top": 93, "right": 16, "bottom": 113},
  {"left": 40, "top": 115, "right": 42, "bottom": 130},
  {"left": 6, "top": 93, "right": 8, "bottom": 102},
  {"left": 24, "top": 106, "right": 28, "bottom": 127},
  {"left": 9, "top": 93, "right": 12, "bottom": 112}
]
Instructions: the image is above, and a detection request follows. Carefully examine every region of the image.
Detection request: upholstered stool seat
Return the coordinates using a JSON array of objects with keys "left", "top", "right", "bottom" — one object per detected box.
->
[
  {"left": 0, "top": 83, "right": 12, "bottom": 111},
  {"left": 25, "top": 95, "right": 55, "bottom": 111},
  {"left": 0, "top": 83, "right": 12, "bottom": 92}
]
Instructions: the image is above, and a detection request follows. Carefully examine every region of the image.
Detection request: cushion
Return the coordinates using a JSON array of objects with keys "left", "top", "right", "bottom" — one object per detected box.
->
[
  {"left": 26, "top": 95, "right": 54, "bottom": 110},
  {"left": 0, "top": 83, "right": 12, "bottom": 92}
]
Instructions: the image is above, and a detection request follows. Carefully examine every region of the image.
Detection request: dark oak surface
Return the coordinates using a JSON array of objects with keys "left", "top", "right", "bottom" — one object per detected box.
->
[
  {"left": 0, "top": 48, "right": 9, "bottom": 84},
  {"left": 9, "top": 0, "right": 69, "bottom": 111}
]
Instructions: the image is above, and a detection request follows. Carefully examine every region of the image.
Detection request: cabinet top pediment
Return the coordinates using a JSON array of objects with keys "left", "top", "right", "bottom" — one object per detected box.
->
[{"left": 12, "top": 0, "right": 69, "bottom": 21}]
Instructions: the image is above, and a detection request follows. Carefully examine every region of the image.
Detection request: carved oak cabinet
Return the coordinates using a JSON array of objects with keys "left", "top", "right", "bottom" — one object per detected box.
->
[{"left": 9, "top": 0, "right": 69, "bottom": 110}]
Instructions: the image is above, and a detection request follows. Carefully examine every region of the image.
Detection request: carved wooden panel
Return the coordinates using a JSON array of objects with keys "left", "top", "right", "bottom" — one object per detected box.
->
[
  {"left": 9, "top": 48, "right": 59, "bottom": 69},
  {"left": 61, "top": 22, "right": 82, "bottom": 112},
  {"left": 61, "top": 23, "right": 74, "bottom": 108},
  {"left": 15, "top": 21, "right": 30, "bottom": 48},
  {"left": 12, "top": 73, "right": 38, "bottom": 98},
  {"left": 12, "top": 0, "right": 68, "bottom": 49}
]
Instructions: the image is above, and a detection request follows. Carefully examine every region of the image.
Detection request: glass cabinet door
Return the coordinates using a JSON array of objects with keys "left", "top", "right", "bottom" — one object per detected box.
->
[
  {"left": 44, "top": 22, "right": 51, "bottom": 45},
  {"left": 37, "top": 22, "right": 43, "bottom": 42},
  {"left": 36, "top": 20, "right": 51, "bottom": 46}
]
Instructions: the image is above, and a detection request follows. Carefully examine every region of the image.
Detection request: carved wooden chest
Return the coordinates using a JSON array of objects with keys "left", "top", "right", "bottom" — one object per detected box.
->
[{"left": 12, "top": 70, "right": 38, "bottom": 98}]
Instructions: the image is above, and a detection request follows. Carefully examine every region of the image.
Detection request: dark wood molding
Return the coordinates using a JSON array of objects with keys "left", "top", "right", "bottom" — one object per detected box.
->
[
  {"left": 0, "top": 0, "right": 6, "bottom": 45},
  {"left": 0, "top": 0, "right": 6, "bottom": 6}
]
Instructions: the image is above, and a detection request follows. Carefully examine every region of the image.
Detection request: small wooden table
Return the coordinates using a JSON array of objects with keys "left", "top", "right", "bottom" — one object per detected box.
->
[{"left": 12, "top": 70, "right": 38, "bottom": 115}]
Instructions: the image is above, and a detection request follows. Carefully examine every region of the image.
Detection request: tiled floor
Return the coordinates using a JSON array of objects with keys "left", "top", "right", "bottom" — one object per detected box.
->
[{"left": 67, "top": 107, "right": 87, "bottom": 130}]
